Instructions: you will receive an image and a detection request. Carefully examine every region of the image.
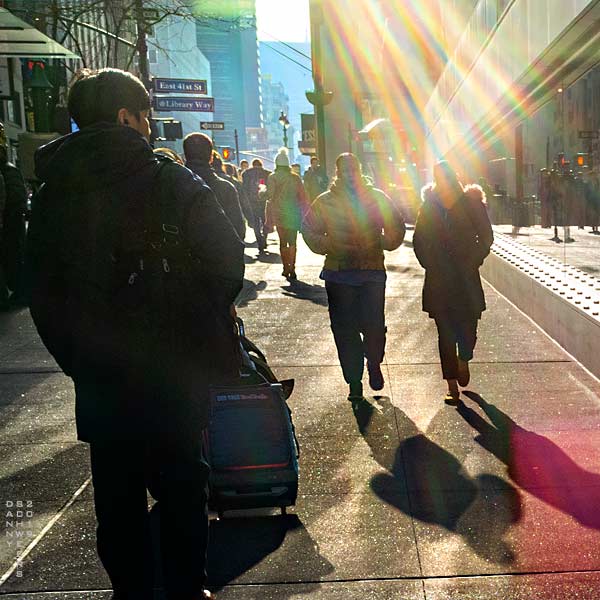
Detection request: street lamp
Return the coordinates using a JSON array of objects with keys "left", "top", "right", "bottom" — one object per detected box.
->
[{"left": 279, "top": 110, "right": 290, "bottom": 148}]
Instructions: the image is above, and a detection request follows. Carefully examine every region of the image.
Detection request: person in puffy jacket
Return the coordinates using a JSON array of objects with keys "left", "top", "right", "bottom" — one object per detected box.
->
[
  {"left": 302, "top": 152, "right": 405, "bottom": 400},
  {"left": 266, "top": 148, "right": 307, "bottom": 279},
  {"left": 413, "top": 160, "right": 493, "bottom": 404}
]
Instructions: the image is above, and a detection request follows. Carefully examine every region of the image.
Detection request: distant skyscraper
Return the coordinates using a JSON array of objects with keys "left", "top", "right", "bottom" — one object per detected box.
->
[
  {"left": 196, "top": 0, "right": 261, "bottom": 155},
  {"left": 149, "top": 15, "right": 212, "bottom": 155}
]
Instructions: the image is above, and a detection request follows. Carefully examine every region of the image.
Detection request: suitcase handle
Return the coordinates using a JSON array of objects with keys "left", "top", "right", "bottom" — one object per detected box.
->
[{"left": 221, "top": 486, "right": 289, "bottom": 498}]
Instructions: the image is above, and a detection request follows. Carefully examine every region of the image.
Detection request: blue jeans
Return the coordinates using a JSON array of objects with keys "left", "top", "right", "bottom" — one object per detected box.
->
[{"left": 325, "top": 280, "right": 386, "bottom": 384}]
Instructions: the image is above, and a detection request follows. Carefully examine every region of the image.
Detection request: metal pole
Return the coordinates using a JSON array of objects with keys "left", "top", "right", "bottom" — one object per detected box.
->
[
  {"left": 134, "top": 0, "right": 151, "bottom": 90},
  {"left": 310, "top": 0, "right": 327, "bottom": 174},
  {"left": 234, "top": 128, "right": 240, "bottom": 166},
  {"left": 283, "top": 125, "right": 288, "bottom": 149}
]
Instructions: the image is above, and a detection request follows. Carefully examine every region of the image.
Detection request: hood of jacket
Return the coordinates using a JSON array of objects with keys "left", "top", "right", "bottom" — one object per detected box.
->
[
  {"left": 35, "top": 122, "right": 156, "bottom": 192},
  {"left": 421, "top": 182, "right": 486, "bottom": 206}
]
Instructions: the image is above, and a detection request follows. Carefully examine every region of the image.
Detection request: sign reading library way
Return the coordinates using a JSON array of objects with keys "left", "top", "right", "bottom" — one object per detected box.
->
[
  {"left": 153, "top": 78, "right": 207, "bottom": 95},
  {"left": 154, "top": 96, "right": 215, "bottom": 113}
]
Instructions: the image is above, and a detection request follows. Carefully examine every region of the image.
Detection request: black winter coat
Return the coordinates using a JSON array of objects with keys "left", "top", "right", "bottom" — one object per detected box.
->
[
  {"left": 413, "top": 184, "right": 493, "bottom": 320},
  {"left": 185, "top": 159, "right": 246, "bottom": 239},
  {"left": 28, "top": 123, "right": 245, "bottom": 443}
]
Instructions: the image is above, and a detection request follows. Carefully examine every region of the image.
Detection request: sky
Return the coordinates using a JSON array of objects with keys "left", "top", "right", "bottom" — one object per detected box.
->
[{"left": 255, "top": 0, "right": 310, "bottom": 43}]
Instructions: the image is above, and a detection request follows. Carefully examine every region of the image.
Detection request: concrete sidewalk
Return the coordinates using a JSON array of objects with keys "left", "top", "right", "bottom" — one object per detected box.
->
[{"left": 2, "top": 229, "right": 600, "bottom": 599}]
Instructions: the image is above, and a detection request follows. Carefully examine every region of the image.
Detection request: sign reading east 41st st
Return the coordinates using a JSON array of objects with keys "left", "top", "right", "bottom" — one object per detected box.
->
[
  {"left": 153, "top": 96, "right": 215, "bottom": 113},
  {"left": 153, "top": 78, "right": 208, "bottom": 95}
]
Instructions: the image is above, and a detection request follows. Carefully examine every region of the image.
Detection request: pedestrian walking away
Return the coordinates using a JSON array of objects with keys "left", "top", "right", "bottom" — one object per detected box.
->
[
  {"left": 27, "top": 67, "right": 245, "bottom": 600},
  {"left": 183, "top": 132, "right": 246, "bottom": 240},
  {"left": 302, "top": 152, "right": 406, "bottom": 400},
  {"left": 0, "top": 121, "right": 28, "bottom": 308},
  {"left": 303, "top": 155, "right": 329, "bottom": 201},
  {"left": 413, "top": 160, "right": 493, "bottom": 404},
  {"left": 223, "top": 161, "right": 254, "bottom": 232},
  {"left": 242, "top": 158, "right": 272, "bottom": 252},
  {"left": 266, "top": 147, "right": 308, "bottom": 280}
]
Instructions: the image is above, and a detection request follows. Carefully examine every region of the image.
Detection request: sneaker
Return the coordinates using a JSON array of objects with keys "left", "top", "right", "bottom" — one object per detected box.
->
[
  {"left": 348, "top": 381, "right": 363, "bottom": 401},
  {"left": 457, "top": 358, "right": 470, "bottom": 387},
  {"left": 444, "top": 379, "right": 460, "bottom": 405},
  {"left": 367, "top": 362, "right": 384, "bottom": 391}
]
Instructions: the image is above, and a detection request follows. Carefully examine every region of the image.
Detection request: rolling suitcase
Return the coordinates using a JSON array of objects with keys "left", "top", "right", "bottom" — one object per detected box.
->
[{"left": 206, "top": 321, "right": 299, "bottom": 517}]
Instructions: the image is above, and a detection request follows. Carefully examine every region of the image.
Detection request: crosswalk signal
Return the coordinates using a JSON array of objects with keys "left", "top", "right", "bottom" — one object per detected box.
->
[
  {"left": 576, "top": 153, "right": 587, "bottom": 168},
  {"left": 222, "top": 147, "right": 234, "bottom": 161}
]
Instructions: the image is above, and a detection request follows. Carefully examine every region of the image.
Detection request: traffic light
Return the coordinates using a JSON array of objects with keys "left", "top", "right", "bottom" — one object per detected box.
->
[
  {"left": 575, "top": 153, "right": 588, "bottom": 168},
  {"left": 221, "top": 147, "right": 234, "bottom": 161},
  {"left": 163, "top": 120, "right": 183, "bottom": 141}
]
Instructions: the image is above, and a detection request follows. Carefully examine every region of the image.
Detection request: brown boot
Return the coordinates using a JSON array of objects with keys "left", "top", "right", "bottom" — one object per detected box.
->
[{"left": 280, "top": 246, "right": 290, "bottom": 277}]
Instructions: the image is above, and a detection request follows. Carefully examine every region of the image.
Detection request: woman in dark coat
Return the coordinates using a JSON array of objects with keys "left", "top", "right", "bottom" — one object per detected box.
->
[
  {"left": 302, "top": 152, "right": 406, "bottom": 400},
  {"left": 413, "top": 160, "right": 493, "bottom": 403}
]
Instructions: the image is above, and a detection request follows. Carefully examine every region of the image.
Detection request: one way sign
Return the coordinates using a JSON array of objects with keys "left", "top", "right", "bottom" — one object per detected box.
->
[{"left": 200, "top": 121, "right": 225, "bottom": 131}]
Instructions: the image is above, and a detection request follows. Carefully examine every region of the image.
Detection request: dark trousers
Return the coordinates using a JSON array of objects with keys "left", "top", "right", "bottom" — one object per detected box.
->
[
  {"left": 250, "top": 200, "right": 267, "bottom": 250},
  {"left": 325, "top": 280, "right": 386, "bottom": 384},
  {"left": 89, "top": 435, "right": 210, "bottom": 600},
  {"left": 434, "top": 315, "right": 478, "bottom": 380}
]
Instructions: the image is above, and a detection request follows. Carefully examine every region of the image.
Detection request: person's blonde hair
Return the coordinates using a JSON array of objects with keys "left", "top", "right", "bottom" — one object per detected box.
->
[{"left": 153, "top": 147, "right": 184, "bottom": 165}]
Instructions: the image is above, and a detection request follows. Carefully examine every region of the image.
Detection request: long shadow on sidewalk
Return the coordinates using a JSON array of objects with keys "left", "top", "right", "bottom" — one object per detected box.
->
[
  {"left": 458, "top": 391, "right": 600, "bottom": 529},
  {"left": 281, "top": 281, "right": 328, "bottom": 307},
  {"left": 206, "top": 514, "right": 334, "bottom": 593},
  {"left": 352, "top": 396, "right": 521, "bottom": 565}
]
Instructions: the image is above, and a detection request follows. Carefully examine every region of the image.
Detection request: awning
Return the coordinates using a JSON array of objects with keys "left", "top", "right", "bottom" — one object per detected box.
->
[{"left": 0, "top": 8, "right": 80, "bottom": 59}]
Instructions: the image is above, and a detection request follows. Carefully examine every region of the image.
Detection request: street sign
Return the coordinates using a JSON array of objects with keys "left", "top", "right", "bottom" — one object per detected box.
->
[
  {"left": 153, "top": 96, "right": 214, "bottom": 113},
  {"left": 579, "top": 130, "right": 599, "bottom": 140},
  {"left": 200, "top": 121, "right": 225, "bottom": 130},
  {"left": 153, "top": 78, "right": 208, "bottom": 95}
]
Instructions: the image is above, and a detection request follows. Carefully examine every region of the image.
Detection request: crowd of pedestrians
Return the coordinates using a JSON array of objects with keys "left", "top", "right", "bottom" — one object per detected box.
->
[{"left": 17, "top": 67, "right": 494, "bottom": 600}]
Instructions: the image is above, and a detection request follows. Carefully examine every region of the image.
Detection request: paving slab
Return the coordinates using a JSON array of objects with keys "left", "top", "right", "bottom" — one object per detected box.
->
[
  {"left": 414, "top": 483, "right": 600, "bottom": 577},
  {"left": 424, "top": 571, "right": 600, "bottom": 599}
]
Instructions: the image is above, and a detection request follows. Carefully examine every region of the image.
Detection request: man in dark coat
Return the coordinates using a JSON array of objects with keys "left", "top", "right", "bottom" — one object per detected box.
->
[
  {"left": 303, "top": 155, "right": 329, "bottom": 201},
  {"left": 183, "top": 133, "right": 245, "bottom": 240},
  {"left": 27, "top": 68, "right": 244, "bottom": 600},
  {"left": 413, "top": 160, "right": 493, "bottom": 404},
  {"left": 0, "top": 121, "right": 28, "bottom": 306},
  {"left": 242, "top": 158, "right": 271, "bottom": 252}
]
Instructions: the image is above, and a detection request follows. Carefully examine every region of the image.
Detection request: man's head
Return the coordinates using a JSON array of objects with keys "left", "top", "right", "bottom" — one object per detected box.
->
[
  {"left": 68, "top": 68, "right": 151, "bottom": 139},
  {"left": 240, "top": 159, "right": 249, "bottom": 171},
  {"left": 183, "top": 132, "right": 212, "bottom": 163},
  {"left": 252, "top": 158, "right": 263, "bottom": 168},
  {"left": 335, "top": 152, "right": 361, "bottom": 183},
  {"left": 310, "top": 156, "right": 319, "bottom": 169}
]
